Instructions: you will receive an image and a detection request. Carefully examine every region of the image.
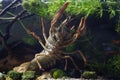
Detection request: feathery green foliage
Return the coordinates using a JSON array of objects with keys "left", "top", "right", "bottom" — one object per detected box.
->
[
  {"left": 82, "top": 71, "right": 97, "bottom": 79},
  {"left": 52, "top": 69, "right": 67, "bottom": 79},
  {"left": 22, "top": 0, "right": 102, "bottom": 18},
  {"left": 107, "top": 55, "right": 120, "bottom": 77},
  {"left": 102, "top": 1, "right": 120, "bottom": 32},
  {"left": 7, "top": 70, "right": 22, "bottom": 80},
  {"left": 22, "top": 0, "right": 120, "bottom": 31},
  {"left": 22, "top": 0, "right": 48, "bottom": 17}
]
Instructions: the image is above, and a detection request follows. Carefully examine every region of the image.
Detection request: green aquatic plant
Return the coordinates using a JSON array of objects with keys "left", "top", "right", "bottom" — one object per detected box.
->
[
  {"left": 22, "top": 0, "right": 102, "bottom": 18},
  {"left": 7, "top": 70, "right": 22, "bottom": 80},
  {"left": 22, "top": 0, "right": 48, "bottom": 17},
  {"left": 52, "top": 69, "right": 67, "bottom": 79},
  {"left": 22, "top": 35, "right": 37, "bottom": 45},
  {"left": 22, "top": 71, "right": 35, "bottom": 80},
  {"left": 22, "top": 0, "right": 120, "bottom": 32},
  {"left": 107, "top": 55, "right": 120, "bottom": 77},
  {"left": 47, "top": 0, "right": 102, "bottom": 17},
  {"left": 81, "top": 71, "right": 97, "bottom": 79},
  {"left": 102, "top": 1, "right": 120, "bottom": 32}
]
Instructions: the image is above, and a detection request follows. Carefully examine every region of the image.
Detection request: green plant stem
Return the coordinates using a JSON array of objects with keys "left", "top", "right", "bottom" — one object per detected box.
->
[
  {"left": 18, "top": 19, "right": 28, "bottom": 33},
  {"left": 7, "top": 11, "right": 16, "bottom": 16},
  {"left": 0, "top": 17, "right": 15, "bottom": 20}
]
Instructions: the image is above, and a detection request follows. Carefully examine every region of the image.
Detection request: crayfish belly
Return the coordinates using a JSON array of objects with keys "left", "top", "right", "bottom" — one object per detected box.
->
[{"left": 27, "top": 54, "right": 61, "bottom": 71}]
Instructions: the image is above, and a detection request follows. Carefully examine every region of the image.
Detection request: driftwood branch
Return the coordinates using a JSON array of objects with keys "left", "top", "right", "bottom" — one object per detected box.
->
[
  {"left": 0, "top": 0, "right": 35, "bottom": 54},
  {"left": 0, "top": 10, "right": 27, "bottom": 46},
  {"left": 0, "top": 13, "right": 35, "bottom": 25},
  {"left": 0, "top": 0, "right": 20, "bottom": 16},
  {"left": 4, "top": 10, "right": 27, "bottom": 41}
]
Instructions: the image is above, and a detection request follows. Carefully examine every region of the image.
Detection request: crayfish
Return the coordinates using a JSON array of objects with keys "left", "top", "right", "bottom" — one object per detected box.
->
[{"left": 14, "top": 2, "right": 86, "bottom": 73}]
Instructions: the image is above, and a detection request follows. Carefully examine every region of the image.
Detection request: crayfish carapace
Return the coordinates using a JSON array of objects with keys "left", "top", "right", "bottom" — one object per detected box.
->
[{"left": 14, "top": 2, "right": 87, "bottom": 73}]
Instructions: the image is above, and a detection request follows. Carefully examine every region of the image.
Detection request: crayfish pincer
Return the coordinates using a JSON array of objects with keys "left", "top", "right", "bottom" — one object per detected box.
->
[{"left": 13, "top": 2, "right": 87, "bottom": 73}]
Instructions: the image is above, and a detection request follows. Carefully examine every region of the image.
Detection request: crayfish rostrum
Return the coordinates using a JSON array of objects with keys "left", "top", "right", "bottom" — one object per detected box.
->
[{"left": 14, "top": 2, "right": 87, "bottom": 73}]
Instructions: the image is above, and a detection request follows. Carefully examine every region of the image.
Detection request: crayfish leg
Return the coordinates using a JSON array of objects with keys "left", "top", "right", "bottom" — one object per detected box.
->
[{"left": 63, "top": 56, "right": 80, "bottom": 71}]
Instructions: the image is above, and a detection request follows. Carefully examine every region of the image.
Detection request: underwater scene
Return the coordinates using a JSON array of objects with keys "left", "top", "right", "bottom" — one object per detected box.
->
[{"left": 0, "top": 0, "right": 120, "bottom": 80}]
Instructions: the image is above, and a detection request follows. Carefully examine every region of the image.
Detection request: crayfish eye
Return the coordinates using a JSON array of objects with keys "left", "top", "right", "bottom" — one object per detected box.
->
[
  {"left": 53, "top": 33, "right": 60, "bottom": 42},
  {"left": 53, "top": 34, "right": 57, "bottom": 41}
]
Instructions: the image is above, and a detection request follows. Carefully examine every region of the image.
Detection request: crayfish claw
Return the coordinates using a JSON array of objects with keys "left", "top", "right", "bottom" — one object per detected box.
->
[{"left": 77, "top": 17, "right": 86, "bottom": 36}]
